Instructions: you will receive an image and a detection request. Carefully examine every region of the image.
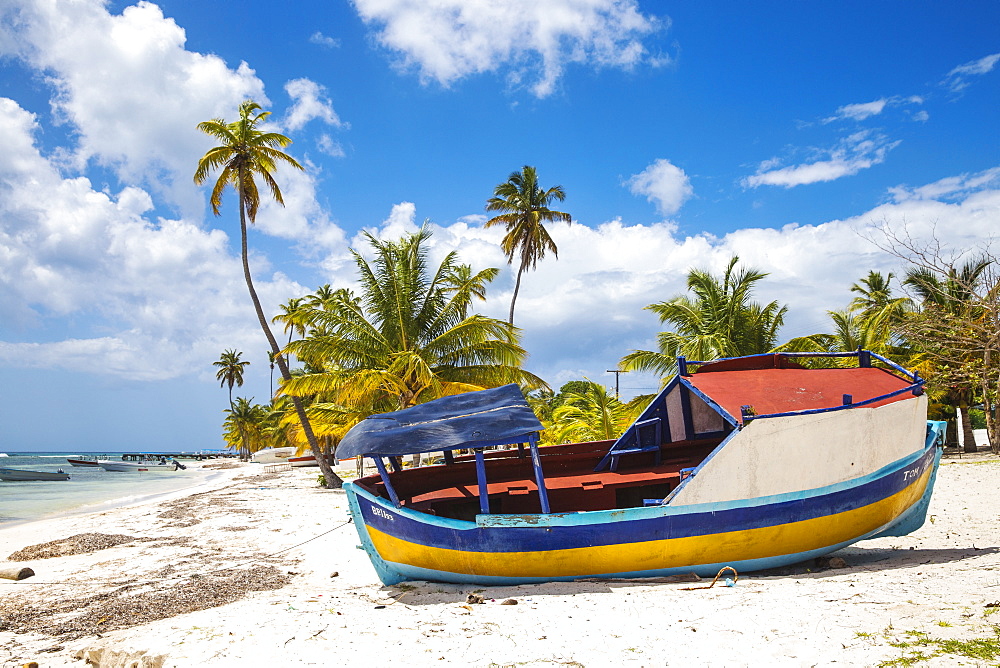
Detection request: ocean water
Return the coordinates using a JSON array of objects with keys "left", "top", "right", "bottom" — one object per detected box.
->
[{"left": 0, "top": 452, "right": 223, "bottom": 526}]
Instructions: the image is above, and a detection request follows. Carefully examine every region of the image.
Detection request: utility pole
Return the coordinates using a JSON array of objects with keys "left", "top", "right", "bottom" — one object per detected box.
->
[{"left": 606, "top": 369, "right": 628, "bottom": 399}]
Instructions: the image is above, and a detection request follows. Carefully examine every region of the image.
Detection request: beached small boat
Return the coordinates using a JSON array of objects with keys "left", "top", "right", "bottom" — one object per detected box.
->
[
  {"left": 250, "top": 447, "right": 296, "bottom": 464},
  {"left": 0, "top": 467, "right": 71, "bottom": 481},
  {"left": 341, "top": 351, "right": 942, "bottom": 585},
  {"left": 288, "top": 452, "right": 346, "bottom": 467},
  {"left": 98, "top": 460, "right": 184, "bottom": 473}
]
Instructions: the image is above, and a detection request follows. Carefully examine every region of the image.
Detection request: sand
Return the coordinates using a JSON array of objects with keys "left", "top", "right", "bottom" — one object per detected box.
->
[{"left": 1, "top": 453, "right": 998, "bottom": 667}]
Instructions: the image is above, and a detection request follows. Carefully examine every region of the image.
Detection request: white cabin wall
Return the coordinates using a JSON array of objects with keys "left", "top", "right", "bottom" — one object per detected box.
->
[{"left": 668, "top": 394, "right": 927, "bottom": 506}]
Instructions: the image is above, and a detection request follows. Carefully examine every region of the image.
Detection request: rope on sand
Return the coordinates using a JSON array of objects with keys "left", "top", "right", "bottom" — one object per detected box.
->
[{"left": 680, "top": 566, "right": 738, "bottom": 591}]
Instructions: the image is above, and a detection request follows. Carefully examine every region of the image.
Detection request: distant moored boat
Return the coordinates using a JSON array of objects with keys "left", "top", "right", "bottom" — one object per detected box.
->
[{"left": 0, "top": 467, "right": 71, "bottom": 482}]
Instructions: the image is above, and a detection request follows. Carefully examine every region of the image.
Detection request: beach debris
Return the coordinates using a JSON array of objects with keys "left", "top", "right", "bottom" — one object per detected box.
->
[
  {"left": 500, "top": 598, "right": 518, "bottom": 605},
  {"left": 21, "top": 662, "right": 38, "bottom": 668},
  {"left": 74, "top": 646, "right": 165, "bottom": 668},
  {"left": 7, "top": 533, "right": 150, "bottom": 561},
  {"left": 1, "top": 566, "right": 290, "bottom": 640},
  {"left": 330, "top": 571, "right": 339, "bottom": 578},
  {"left": 0, "top": 566, "right": 35, "bottom": 581},
  {"left": 814, "top": 556, "right": 849, "bottom": 569},
  {"left": 987, "top": 601, "right": 1000, "bottom": 608},
  {"left": 466, "top": 593, "right": 485, "bottom": 604}
]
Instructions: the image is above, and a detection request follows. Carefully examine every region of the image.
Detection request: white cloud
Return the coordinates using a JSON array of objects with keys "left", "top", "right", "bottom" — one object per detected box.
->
[
  {"left": 0, "top": 96, "right": 308, "bottom": 380},
  {"left": 826, "top": 99, "right": 888, "bottom": 122},
  {"left": 887, "top": 166, "right": 1000, "bottom": 203},
  {"left": 626, "top": 159, "right": 693, "bottom": 215},
  {"left": 743, "top": 131, "right": 900, "bottom": 189},
  {"left": 943, "top": 52, "right": 1000, "bottom": 92},
  {"left": 309, "top": 31, "right": 340, "bottom": 48},
  {"left": 284, "top": 78, "right": 346, "bottom": 131},
  {"left": 317, "top": 134, "right": 346, "bottom": 158},
  {"left": 823, "top": 95, "right": 925, "bottom": 123},
  {"left": 0, "top": 0, "right": 266, "bottom": 218},
  {"left": 351, "top": 0, "right": 667, "bottom": 97}
]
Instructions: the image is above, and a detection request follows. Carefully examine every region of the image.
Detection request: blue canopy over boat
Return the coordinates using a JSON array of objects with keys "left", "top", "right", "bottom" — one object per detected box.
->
[{"left": 338, "top": 384, "right": 544, "bottom": 459}]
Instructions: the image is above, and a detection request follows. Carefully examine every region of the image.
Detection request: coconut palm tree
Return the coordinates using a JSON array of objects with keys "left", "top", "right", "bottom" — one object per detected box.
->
[
  {"left": 222, "top": 397, "right": 269, "bottom": 460},
  {"left": 546, "top": 381, "right": 637, "bottom": 445},
  {"left": 620, "top": 257, "right": 786, "bottom": 381},
  {"left": 281, "top": 227, "right": 548, "bottom": 429},
  {"left": 194, "top": 100, "right": 341, "bottom": 487},
  {"left": 213, "top": 349, "right": 249, "bottom": 409},
  {"left": 485, "top": 165, "right": 571, "bottom": 325}
]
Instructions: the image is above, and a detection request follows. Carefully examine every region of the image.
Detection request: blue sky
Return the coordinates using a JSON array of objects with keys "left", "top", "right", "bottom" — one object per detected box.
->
[{"left": 0, "top": 1, "right": 997, "bottom": 452}]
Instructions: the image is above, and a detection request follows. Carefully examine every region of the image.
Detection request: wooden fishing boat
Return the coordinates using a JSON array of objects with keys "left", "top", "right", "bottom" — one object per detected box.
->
[
  {"left": 0, "top": 467, "right": 70, "bottom": 481},
  {"left": 340, "top": 351, "right": 942, "bottom": 586}
]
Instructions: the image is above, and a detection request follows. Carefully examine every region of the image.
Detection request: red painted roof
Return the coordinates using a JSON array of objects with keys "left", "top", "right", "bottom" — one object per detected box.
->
[{"left": 687, "top": 366, "right": 916, "bottom": 422}]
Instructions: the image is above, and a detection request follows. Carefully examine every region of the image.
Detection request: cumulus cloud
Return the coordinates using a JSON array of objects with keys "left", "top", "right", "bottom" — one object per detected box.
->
[
  {"left": 743, "top": 131, "right": 900, "bottom": 189},
  {"left": 942, "top": 52, "right": 1000, "bottom": 92},
  {"left": 335, "top": 173, "right": 1000, "bottom": 396},
  {"left": 284, "top": 78, "right": 347, "bottom": 130},
  {"left": 626, "top": 159, "right": 693, "bottom": 215},
  {"left": 0, "top": 0, "right": 266, "bottom": 218},
  {"left": 0, "top": 97, "right": 308, "bottom": 380},
  {"left": 351, "top": 0, "right": 667, "bottom": 97}
]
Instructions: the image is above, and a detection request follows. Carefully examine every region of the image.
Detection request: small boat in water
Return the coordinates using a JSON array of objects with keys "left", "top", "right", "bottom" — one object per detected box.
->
[
  {"left": 340, "top": 350, "right": 942, "bottom": 585},
  {"left": 66, "top": 456, "right": 102, "bottom": 467},
  {"left": 0, "top": 467, "right": 71, "bottom": 481},
  {"left": 98, "top": 459, "right": 184, "bottom": 472}
]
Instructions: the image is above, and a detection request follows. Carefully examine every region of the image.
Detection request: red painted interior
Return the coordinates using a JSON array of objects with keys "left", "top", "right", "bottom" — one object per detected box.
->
[{"left": 354, "top": 438, "right": 720, "bottom": 520}]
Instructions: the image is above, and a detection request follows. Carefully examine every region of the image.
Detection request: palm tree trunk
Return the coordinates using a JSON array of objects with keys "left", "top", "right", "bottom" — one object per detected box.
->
[
  {"left": 508, "top": 262, "right": 526, "bottom": 325},
  {"left": 237, "top": 177, "right": 343, "bottom": 488}
]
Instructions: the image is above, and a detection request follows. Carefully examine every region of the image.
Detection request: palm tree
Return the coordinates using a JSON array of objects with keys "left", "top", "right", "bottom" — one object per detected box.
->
[
  {"left": 281, "top": 227, "right": 548, "bottom": 434},
  {"left": 485, "top": 165, "right": 572, "bottom": 325},
  {"left": 620, "top": 257, "right": 786, "bottom": 381},
  {"left": 222, "top": 397, "right": 269, "bottom": 461},
  {"left": 194, "top": 100, "right": 341, "bottom": 487},
  {"left": 213, "top": 349, "right": 249, "bottom": 408},
  {"left": 546, "top": 381, "right": 637, "bottom": 445}
]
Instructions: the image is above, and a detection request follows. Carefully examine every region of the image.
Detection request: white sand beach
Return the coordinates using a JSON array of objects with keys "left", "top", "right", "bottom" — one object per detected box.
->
[{"left": 2, "top": 453, "right": 998, "bottom": 667}]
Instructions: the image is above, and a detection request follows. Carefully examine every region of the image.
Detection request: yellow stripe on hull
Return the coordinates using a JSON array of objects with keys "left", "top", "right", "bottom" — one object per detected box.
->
[{"left": 366, "top": 467, "right": 932, "bottom": 579}]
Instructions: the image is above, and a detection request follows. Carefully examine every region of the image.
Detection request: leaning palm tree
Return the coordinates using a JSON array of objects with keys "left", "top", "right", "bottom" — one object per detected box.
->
[
  {"left": 485, "top": 165, "right": 571, "bottom": 325},
  {"left": 213, "top": 349, "right": 250, "bottom": 408},
  {"left": 620, "top": 257, "right": 786, "bottom": 382},
  {"left": 194, "top": 100, "right": 341, "bottom": 487},
  {"left": 281, "top": 227, "right": 548, "bottom": 448}
]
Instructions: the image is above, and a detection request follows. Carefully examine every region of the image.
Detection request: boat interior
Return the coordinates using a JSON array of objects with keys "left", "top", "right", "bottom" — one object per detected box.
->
[{"left": 353, "top": 436, "right": 724, "bottom": 521}]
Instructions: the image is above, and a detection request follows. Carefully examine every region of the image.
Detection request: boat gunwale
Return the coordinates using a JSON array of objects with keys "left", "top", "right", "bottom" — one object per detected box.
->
[{"left": 345, "top": 436, "right": 937, "bottom": 531}]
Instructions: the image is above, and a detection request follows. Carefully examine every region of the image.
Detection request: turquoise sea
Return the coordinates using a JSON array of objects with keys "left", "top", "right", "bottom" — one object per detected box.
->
[{"left": 0, "top": 452, "right": 224, "bottom": 526}]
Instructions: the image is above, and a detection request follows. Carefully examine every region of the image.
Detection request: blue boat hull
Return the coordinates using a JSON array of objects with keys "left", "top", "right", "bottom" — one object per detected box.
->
[{"left": 345, "top": 440, "right": 941, "bottom": 585}]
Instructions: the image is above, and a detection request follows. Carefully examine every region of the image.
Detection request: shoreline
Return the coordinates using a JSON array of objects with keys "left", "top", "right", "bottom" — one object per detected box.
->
[
  {"left": 1, "top": 454, "right": 998, "bottom": 666},
  {"left": 0, "top": 459, "right": 235, "bottom": 529}
]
